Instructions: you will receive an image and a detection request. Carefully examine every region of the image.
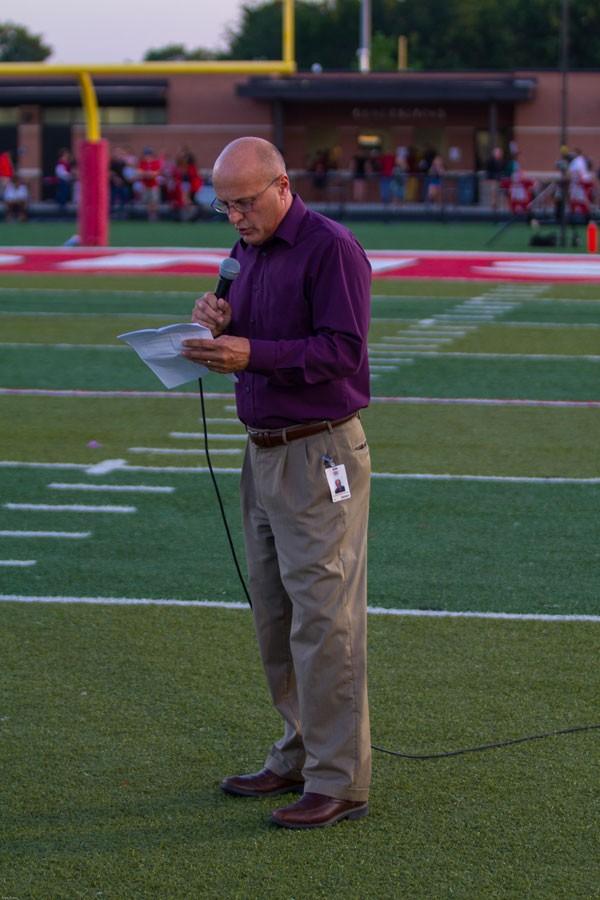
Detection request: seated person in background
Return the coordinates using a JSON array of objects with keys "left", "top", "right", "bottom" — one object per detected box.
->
[{"left": 3, "top": 175, "right": 29, "bottom": 221}]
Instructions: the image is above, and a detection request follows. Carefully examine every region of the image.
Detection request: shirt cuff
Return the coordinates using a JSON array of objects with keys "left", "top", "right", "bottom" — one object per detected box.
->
[{"left": 248, "top": 339, "right": 278, "bottom": 374}]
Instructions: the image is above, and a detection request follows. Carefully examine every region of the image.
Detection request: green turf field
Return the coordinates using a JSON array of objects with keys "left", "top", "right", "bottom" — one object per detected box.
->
[
  {"left": 0, "top": 216, "right": 594, "bottom": 253},
  {"left": 1, "top": 251, "right": 599, "bottom": 897}
]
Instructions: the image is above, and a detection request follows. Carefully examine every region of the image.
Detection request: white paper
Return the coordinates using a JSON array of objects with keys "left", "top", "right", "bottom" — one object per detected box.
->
[{"left": 117, "top": 323, "right": 233, "bottom": 389}]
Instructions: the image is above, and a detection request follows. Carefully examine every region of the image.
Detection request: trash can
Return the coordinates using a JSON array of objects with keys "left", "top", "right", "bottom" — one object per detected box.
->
[{"left": 457, "top": 174, "right": 475, "bottom": 205}]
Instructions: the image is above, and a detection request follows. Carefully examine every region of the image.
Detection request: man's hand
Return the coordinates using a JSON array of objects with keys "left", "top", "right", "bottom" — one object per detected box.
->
[
  {"left": 182, "top": 335, "right": 250, "bottom": 374},
  {"left": 192, "top": 291, "right": 232, "bottom": 337}
]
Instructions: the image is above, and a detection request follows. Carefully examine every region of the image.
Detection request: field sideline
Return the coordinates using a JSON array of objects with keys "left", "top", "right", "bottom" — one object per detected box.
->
[{"left": 1, "top": 226, "right": 599, "bottom": 898}]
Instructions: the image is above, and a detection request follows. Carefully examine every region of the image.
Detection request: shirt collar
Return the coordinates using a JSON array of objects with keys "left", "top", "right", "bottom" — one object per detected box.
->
[{"left": 272, "top": 193, "right": 306, "bottom": 246}]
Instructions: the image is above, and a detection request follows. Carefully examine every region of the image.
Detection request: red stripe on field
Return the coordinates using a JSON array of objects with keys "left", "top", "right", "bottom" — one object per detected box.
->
[{"left": 3, "top": 247, "right": 600, "bottom": 281}]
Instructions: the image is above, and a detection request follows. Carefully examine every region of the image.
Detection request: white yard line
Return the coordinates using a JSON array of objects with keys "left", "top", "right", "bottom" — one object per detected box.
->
[
  {"left": 0, "top": 388, "right": 233, "bottom": 400},
  {"left": 4, "top": 502, "right": 136, "bottom": 513},
  {"left": 372, "top": 473, "right": 600, "bottom": 484},
  {"left": 0, "top": 342, "right": 124, "bottom": 350},
  {"left": 0, "top": 560, "right": 37, "bottom": 567},
  {"left": 381, "top": 335, "right": 451, "bottom": 343},
  {"left": 0, "top": 530, "right": 91, "bottom": 539},
  {"left": 0, "top": 460, "right": 597, "bottom": 483},
  {"left": 371, "top": 396, "right": 600, "bottom": 408},
  {"left": 204, "top": 417, "right": 240, "bottom": 424},
  {"left": 48, "top": 482, "right": 174, "bottom": 494},
  {"left": 85, "top": 459, "right": 127, "bottom": 475},
  {"left": 0, "top": 593, "right": 598, "bottom": 622},
  {"left": 128, "top": 447, "right": 242, "bottom": 456},
  {"left": 368, "top": 349, "right": 600, "bottom": 361},
  {"left": 0, "top": 287, "right": 196, "bottom": 296},
  {"left": 169, "top": 432, "right": 246, "bottom": 440}
]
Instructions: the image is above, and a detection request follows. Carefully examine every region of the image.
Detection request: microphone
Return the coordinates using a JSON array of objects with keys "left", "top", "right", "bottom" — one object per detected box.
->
[{"left": 215, "top": 257, "right": 241, "bottom": 300}]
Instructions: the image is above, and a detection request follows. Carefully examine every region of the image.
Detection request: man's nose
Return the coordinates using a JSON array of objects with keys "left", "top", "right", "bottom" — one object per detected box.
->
[{"left": 228, "top": 206, "right": 244, "bottom": 224}]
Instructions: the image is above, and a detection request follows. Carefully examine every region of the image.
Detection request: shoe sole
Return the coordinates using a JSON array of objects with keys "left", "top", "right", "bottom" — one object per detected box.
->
[
  {"left": 221, "top": 782, "right": 304, "bottom": 798},
  {"left": 270, "top": 803, "right": 369, "bottom": 829}
]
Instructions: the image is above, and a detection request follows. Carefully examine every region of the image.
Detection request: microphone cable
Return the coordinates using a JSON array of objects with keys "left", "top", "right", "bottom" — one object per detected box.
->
[
  {"left": 198, "top": 378, "right": 251, "bottom": 609},
  {"left": 197, "top": 382, "right": 600, "bottom": 760}
]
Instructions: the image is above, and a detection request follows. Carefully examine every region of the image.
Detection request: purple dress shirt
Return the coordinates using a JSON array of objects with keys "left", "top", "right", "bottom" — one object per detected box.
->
[{"left": 227, "top": 194, "right": 371, "bottom": 429}]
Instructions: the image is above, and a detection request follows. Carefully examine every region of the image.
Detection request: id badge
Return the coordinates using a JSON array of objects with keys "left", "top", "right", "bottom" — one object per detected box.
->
[{"left": 326, "top": 464, "right": 351, "bottom": 502}]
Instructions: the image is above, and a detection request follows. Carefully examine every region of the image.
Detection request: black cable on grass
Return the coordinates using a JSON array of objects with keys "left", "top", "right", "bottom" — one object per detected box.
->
[
  {"left": 199, "top": 384, "right": 599, "bottom": 760},
  {"left": 372, "top": 722, "right": 600, "bottom": 760},
  {"left": 199, "top": 378, "right": 251, "bottom": 609}
]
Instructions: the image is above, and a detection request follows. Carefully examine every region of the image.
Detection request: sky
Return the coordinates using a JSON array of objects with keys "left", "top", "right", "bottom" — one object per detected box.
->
[{"left": 12, "top": 0, "right": 248, "bottom": 63}]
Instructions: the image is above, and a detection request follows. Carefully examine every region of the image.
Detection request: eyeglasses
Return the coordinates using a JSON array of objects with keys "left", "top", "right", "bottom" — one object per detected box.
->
[{"left": 211, "top": 176, "right": 282, "bottom": 215}]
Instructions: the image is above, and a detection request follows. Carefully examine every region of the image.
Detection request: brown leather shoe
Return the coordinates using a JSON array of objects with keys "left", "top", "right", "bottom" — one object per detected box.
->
[
  {"left": 270, "top": 792, "right": 368, "bottom": 829},
  {"left": 221, "top": 767, "right": 304, "bottom": 798}
]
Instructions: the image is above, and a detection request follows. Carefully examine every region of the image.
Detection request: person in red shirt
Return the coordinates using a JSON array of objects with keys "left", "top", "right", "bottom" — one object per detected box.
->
[
  {"left": 377, "top": 150, "right": 396, "bottom": 204},
  {"left": 138, "top": 147, "right": 162, "bottom": 221},
  {"left": 170, "top": 148, "right": 204, "bottom": 220},
  {"left": 0, "top": 151, "right": 14, "bottom": 196},
  {"left": 568, "top": 170, "right": 595, "bottom": 222},
  {"left": 500, "top": 171, "right": 536, "bottom": 218}
]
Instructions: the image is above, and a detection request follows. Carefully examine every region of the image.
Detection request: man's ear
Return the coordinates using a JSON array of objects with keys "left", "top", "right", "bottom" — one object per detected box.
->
[{"left": 278, "top": 174, "right": 290, "bottom": 197}]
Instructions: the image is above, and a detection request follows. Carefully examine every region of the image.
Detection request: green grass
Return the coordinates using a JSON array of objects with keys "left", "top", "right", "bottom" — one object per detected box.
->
[
  {"left": 1, "top": 605, "right": 598, "bottom": 899},
  {"left": 1, "top": 463, "right": 598, "bottom": 615},
  {"left": 1, "top": 262, "right": 599, "bottom": 897},
  {"left": 0, "top": 218, "right": 594, "bottom": 253}
]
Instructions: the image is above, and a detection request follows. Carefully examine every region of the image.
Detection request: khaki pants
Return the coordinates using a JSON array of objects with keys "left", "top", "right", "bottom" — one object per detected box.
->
[{"left": 240, "top": 415, "right": 371, "bottom": 801}]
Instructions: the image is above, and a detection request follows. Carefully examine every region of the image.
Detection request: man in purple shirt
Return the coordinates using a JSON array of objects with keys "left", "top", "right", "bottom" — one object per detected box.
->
[{"left": 183, "top": 137, "right": 372, "bottom": 829}]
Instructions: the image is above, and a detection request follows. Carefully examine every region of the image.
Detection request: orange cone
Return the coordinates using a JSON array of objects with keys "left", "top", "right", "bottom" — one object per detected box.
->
[{"left": 586, "top": 221, "right": 598, "bottom": 253}]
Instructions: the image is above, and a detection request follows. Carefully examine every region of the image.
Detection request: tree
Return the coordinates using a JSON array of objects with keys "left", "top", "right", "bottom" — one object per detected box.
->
[
  {"left": 225, "top": 0, "right": 362, "bottom": 70},
  {"left": 0, "top": 21, "right": 52, "bottom": 61},
  {"left": 222, "top": 0, "right": 600, "bottom": 72},
  {"left": 144, "top": 43, "right": 221, "bottom": 61}
]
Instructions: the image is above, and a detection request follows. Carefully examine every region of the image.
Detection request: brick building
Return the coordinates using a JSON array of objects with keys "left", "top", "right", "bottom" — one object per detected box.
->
[{"left": 1, "top": 69, "right": 599, "bottom": 201}]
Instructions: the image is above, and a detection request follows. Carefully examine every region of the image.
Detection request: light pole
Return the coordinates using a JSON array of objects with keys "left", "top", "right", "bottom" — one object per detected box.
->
[
  {"left": 558, "top": 0, "right": 570, "bottom": 246},
  {"left": 358, "top": 0, "right": 371, "bottom": 73},
  {"left": 560, "top": 0, "right": 569, "bottom": 147}
]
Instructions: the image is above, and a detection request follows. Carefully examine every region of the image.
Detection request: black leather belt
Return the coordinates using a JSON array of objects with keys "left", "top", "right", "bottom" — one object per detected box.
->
[{"left": 247, "top": 413, "right": 358, "bottom": 448}]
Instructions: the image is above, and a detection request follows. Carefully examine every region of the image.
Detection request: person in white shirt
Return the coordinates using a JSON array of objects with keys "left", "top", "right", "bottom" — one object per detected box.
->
[{"left": 3, "top": 176, "right": 28, "bottom": 221}]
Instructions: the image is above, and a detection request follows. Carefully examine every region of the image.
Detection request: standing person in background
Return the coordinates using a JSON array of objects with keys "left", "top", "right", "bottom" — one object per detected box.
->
[
  {"left": 138, "top": 147, "right": 162, "bottom": 221},
  {"left": 55, "top": 148, "right": 73, "bottom": 213},
  {"left": 485, "top": 146, "right": 507, "bottom": 213},
  {"left": 0, "top": 150, "right": 14, "bottom": 196},
  {"left": 170, "top": 149, "right": 203, "bottom": 220},
  {"left": 377, "top": 147, "right": 396, "bottom": 206},
  {"left": 109, "top": 147, "right": 129, "bottom": 218},
  {"left": 351, "top": 147, "right": 370, "bottom": 202},
  {"left": 392, "top": 147, "right": 407, "bottom": 205},
  {"left": 182, "top": 136, "right": 372, "bottom": 830},
  {"left": 426, "top": 154, "right": 445, "bottom": 205}
]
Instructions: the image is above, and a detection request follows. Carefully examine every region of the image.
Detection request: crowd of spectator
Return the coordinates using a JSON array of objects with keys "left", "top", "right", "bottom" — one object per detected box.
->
[
  {"left": 0, "top": 151, "right": 30, "bottom": 221},
  {"left": 109, "top": 146, "right": 205, "bottom": 220},
  {"left": 309, "top": 144, "right": 448, "bottom": 207},
  {"left": 1, "top": 141, "right": 598, "bottom": 225}
]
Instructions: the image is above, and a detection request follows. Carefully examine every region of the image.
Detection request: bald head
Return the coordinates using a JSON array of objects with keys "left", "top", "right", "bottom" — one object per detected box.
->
[
  {"left": 212, "top": 137, "right": 293, "bottom": 246},
  {"left": 213, "top": 137, "right": 287, "bottom": 184}
]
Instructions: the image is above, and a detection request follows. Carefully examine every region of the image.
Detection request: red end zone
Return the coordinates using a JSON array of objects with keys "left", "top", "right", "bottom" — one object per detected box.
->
[{"left": 2, "top": 247, "right": 600, "bottom": 281}]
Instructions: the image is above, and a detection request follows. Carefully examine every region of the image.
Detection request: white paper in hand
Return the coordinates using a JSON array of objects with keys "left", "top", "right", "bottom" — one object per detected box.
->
[{"left": 118, "top": 323, "right": 217, "bottom": 389}]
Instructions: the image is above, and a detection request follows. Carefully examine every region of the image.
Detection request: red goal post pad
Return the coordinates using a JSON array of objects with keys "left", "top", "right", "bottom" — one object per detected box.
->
[{"left": 78, "top": 140, "right": 109, "bottom": 246}]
